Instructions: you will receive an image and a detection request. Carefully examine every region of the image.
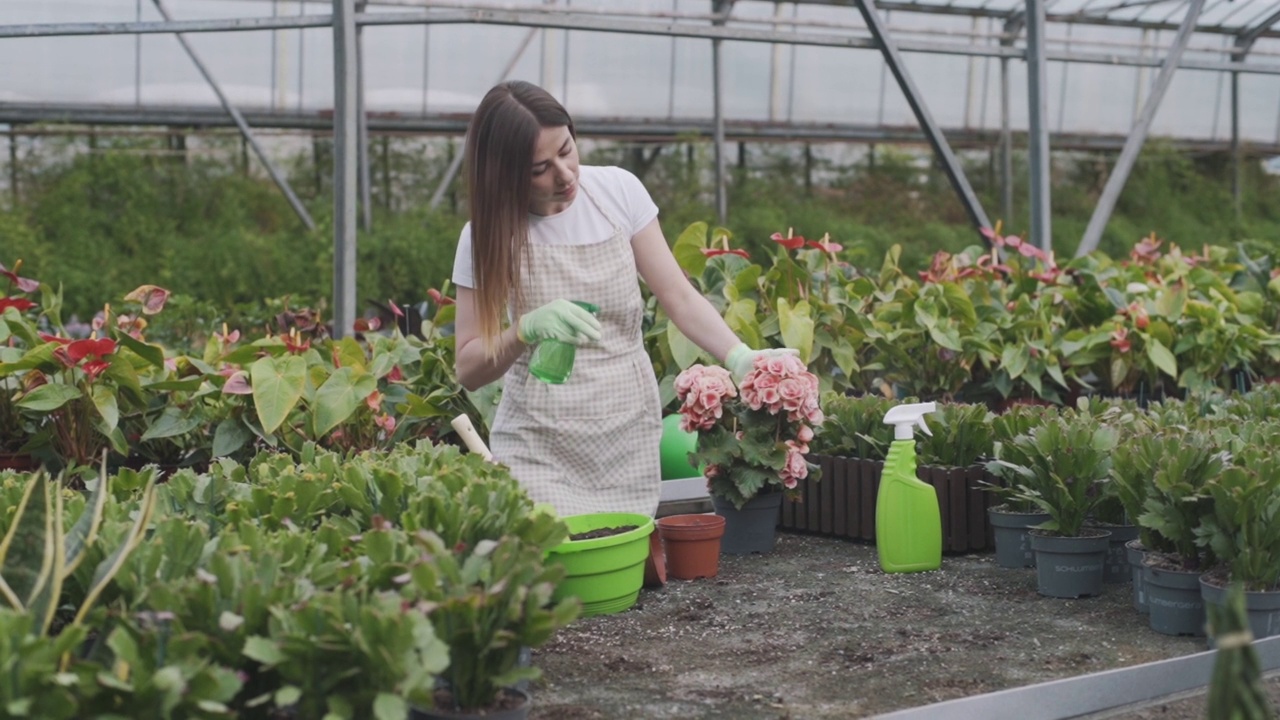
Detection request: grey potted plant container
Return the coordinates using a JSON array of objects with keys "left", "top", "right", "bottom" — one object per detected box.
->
[{"left": 988, "top": 413, "right": 1117, "bottom": 598}]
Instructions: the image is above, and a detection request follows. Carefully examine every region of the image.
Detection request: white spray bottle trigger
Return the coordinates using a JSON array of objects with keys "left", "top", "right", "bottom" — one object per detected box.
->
[{"left": 882, "top": 401, "right": 938, "bottom": 441}]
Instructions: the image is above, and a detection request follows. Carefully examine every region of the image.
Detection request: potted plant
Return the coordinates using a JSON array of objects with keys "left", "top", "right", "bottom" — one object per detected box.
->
[
  {"left": 798, "top": 392, "right": 891, "bottom": 540},
  {"left": 674, "top": 353, "right": 824, "bottom": 554},
  {"left": 408, "top": 529, "right": 580, "bottom": 720},
  {"left": 1105, "top": 423, "right": 1163, "bottom": 612},
  {"left": 1135, "top": 426, "right": 1226, "bottom": 636},
  {"left": 988, "top": 412, "right": 1117, "bottom": 598},
  {"left": 1195, "top": 440, "right": 1280, "bottom": 640},
  {"left": 983, "top": 402, "right": 1059, "bottom": 569}
]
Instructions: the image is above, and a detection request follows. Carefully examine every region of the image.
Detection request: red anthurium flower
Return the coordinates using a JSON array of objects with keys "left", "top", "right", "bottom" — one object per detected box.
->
[
  {"left": 0, "top": 261, "right": 39, "bottom": 294},
  {"left": 427, "top": 289, "right": 455, "bottom": 307},
  {"left": 123, "top": 285, "right": 172, "bottom": 315},
  {"left": 387, "top": 365, "right": 405, "bottom": 382},
  {"left": 1109, "top": 326, "right": 1131, "bottom": 354},
  {"left": 284, "top": 329, "right": 310, "bottom": 355},
  {"left": 365, "top": 390, "right": 383, "bottom": 412},
  {"left": 770, "top": 228, "right": 805, "bottom": 251},
  {"left": 701, "top": 247, "right": 750, "bottom": 259},
  {"left": 354, "top": 317, "right": 382, "bottom": 333},
  {"left": 82, "top": 360, "right": 110, "bottom": 381},
  {"left": 65, "top": 338, "right": 117, "bottom": 364},
  {"left": 0, "top": 297, "right": 36, "bottom": 313},
  {"left": 39, "top": 333, "right": 71, "bottom": 346}
]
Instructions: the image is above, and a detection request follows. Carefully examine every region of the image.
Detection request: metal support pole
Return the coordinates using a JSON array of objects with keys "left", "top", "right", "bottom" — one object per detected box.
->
[
  {"left": 1076, "top": 0, "right": 1207, "bottom": 257},
  {"left": 428, "top": 26, "right": 540, "bottom": 210},
  {"left": 1000, "top": 39, "right": 1013, "bottom": 225},
  {"left": 711, "top": 0, "right": 729, "bottom": 225},
  {"left": 7, "top": 126, "right": 17, "bottom": 206},
  {"left": 1231, "top": 66, "right": 1241, "bottom": 220},
  {"left": 333, "top": 0, "right": 359, "bottom": 339},
  {"left": 855, "top": 0, "right": 991, "bottom": 235},
  {"left": 1025, "top": 0, "right": 1051, "bottom": 251},
  {"left": 150, "top": 0, "right": 316, "bottom": 231},
  {"left": 356, "top": 2, "right": 373, "bottom": 232}
]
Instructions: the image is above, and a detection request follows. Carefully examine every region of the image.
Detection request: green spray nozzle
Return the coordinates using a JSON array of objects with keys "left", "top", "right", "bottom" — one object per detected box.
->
[{"left": 883, "top": 401, "right": 937, "bottom": 441}]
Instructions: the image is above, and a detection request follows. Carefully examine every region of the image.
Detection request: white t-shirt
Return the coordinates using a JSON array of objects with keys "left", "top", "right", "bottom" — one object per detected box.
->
[{"left": 451, "top": 165, "right": 659, "bottom": 289}]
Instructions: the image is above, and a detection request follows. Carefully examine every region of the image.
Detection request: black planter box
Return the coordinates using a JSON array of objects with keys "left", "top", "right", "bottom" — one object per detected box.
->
[{"left": 781, "top": 455, "right": 998, "bottom": 554}]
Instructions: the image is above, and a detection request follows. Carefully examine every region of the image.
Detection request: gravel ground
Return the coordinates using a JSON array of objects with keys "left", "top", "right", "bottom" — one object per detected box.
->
[{"left": 527, "top": 531, "right": 1231, "bottom": 719}]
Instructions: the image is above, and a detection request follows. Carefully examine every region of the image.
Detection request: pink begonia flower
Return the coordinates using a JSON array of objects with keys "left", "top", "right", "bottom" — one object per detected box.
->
[
  {"left": 674, "top": 364, "right": 736, "bottom": 432},
  {"left": 797, "top": 425, "right": 814, "bottom": 443}
]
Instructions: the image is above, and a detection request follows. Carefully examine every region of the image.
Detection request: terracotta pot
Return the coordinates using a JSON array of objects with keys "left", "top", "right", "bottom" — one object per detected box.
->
[
  {"left": 657, "top": 514, "right": 725, "bottom": 579},
  {"left": 643, "top": 530, "right": 667, "bottom": 587}
]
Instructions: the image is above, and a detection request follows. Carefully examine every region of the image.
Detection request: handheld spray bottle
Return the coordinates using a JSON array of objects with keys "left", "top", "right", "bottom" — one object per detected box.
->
[{"left": 875, "top": 401, "right": 942, "bottom": 573}]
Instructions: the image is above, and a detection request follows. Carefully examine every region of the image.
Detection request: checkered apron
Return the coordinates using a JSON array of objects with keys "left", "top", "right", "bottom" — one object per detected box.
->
[{"left": 489, "top": 182, "right": 663, "bottom": 517}]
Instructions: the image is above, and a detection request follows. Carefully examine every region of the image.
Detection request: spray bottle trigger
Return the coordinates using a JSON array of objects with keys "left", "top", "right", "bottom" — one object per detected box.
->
[{"left": 917, "top": 416, "right": 933, "bottom": 437}]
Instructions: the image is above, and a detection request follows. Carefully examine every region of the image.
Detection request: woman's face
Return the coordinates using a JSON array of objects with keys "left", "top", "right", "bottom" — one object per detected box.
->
[{"left": 528, "top": 125, "right": 579, "bottom": 216}]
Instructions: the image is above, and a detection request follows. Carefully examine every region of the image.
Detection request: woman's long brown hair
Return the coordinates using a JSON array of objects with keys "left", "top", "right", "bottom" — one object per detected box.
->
[{"left": 465, "top": 81, "right": 575, "bottom": 359}]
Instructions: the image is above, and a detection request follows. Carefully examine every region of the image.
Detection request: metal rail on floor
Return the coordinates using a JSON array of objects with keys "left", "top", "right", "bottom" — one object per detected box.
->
[{"left": 872, "top": 635, "right": 1280, "bottom": 720}]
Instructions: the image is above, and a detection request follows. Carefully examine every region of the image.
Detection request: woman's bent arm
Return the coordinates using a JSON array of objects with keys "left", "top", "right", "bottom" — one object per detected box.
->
[{"left": 454, "top": 286, "right": 527, "bottom": 390}]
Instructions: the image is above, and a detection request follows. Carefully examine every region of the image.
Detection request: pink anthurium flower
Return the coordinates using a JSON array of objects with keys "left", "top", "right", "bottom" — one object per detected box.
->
[
  {"left": 0, "top": 261, "right": 39, "bottom": 294},
  {"left": 427, "top": 289, "right": 455, "bottom": 307},
  {"left": 123, "top": 285, "right": 172, "bottom": 315},
  {"left": 388, "top": 300, "right": 405, "bottom": 318},
  {"left": 806, "top": 236, "right": 843, "bottom": 254},
  {"left": 222, "top": 371, "right": 253, "bottom": 395}
]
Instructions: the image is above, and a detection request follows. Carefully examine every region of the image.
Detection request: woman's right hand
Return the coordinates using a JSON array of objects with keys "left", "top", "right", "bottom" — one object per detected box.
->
[{"left": 517, "top": 299, "right": 602, "bottom": 345}]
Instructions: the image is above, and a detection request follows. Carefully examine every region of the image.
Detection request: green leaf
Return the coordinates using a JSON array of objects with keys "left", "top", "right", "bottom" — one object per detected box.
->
[
  {"left": 65, "top": 465, "right": 108, "bottom": 575},
  {"left": 114, "top": 332, "right": 165, "bottom": 369},
  {"left": 15, "top": 384, "right": 81, "bottom": 412},
  {"left": 250, "top": 355, "right": 307, "bottom": 435},
  {"left": 1146, "top": 337, "right": 1178, "bottom": 379},
  {"left": 242, "top": 636, "right": 286, "bottom": 667},
  {"left": 312, "top": 367, "right": 378, "bottom": 437},
  {"left": 140, "top": 406, "right": 202, "bottom": 441},
  {"left": 777, "top": 299, "right": 815, "bottom": 362},
  {"left": 666, "top": 319, "right": 703, "bottom": 370},
  {"left": 672, "top": 221, "right": 709, "bottom": 276},
  {"left": 1000, "top": 345, "right": 1028, "bottom": 380},
  {"left": 334, "top": 337, "right": 367, "bottom": 372},
  {"left": 90, "top": 383, "right": 119, "bottom": 432},
  {"left": 212, "top": 419, "right": 252, "bottom": 458},
  {"left": 373, "top": 693, "right": 407, "bottom": 720},
  {"left": 723, "top": 299, "right": 762, "bottom": 350}
]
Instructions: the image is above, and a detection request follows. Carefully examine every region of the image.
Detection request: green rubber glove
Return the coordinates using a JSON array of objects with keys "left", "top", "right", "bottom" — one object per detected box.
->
[
  {"left": 517, "top": 299, "right": 602, "bottom": 346},
  {"left": 725, "top": 342, "right": 800, "bottom": 382}
]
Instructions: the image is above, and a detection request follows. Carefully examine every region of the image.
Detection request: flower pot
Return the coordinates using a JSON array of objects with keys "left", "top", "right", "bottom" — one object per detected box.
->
[
  {"left": 1125, "top": 539, "right": 1148, "bottom": 614},
  {"left": 643, "top": 531, "right": 667, "bottom": 587},
  {"left": 711, "top": 492, "right": 782, "bottom": 555},
  {"left": 1086, "top": 523, "right": 1139, "bottom": 585},
  {"left": 548, "top": 512, "right": 654, "bottom": 617},
  {"left": 988, "top": 506, "right": 1051, "bottom": 569},
  {"left": 657, "top": 514, "right": 725, "bottom": 580},
  {"left": 1143, "top": 562, "right": 1205, "bottom": 637},
  {"left": 411, "top": 688, "right": 531, "bottom": 720},
  {"left": 1199, "top": 575, "right": 1280, "bottom": 641},
  {"left": 1029, "top": 530, "right": 1110, "bottom": 599}
]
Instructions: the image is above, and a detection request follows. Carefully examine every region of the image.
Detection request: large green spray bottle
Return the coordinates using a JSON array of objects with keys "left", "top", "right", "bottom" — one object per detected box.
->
[{"left": 876, "top": 401, "right": 941, "bottom": 573}]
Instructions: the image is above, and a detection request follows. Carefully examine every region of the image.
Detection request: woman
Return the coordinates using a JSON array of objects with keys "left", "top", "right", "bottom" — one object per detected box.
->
[{"left": 452, "top": 80, "right": 794, "bottom": 517}]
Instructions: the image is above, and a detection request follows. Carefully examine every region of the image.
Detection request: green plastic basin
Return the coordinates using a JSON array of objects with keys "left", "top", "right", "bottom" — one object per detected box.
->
[{"left": 548, "top": 512, "right": 654, "bottom": 617}]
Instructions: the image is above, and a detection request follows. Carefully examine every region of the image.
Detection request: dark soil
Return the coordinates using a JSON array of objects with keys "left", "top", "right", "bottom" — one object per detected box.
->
[
  {"left": 530, "top": 531, "right": 1216, "bottom": 719},
  {"left": 569, "top": 525, "right": 640, "bottom": 541}
]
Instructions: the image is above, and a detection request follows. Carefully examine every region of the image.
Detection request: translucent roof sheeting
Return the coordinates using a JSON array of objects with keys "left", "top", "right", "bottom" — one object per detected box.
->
[{"left": 1, "top": 0, "right": 1278, "bottom": 146}]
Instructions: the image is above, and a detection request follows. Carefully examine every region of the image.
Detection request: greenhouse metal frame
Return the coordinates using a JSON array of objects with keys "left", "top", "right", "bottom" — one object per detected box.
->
[{"left": 2, "top": 0, "right": 1279, "bottom": 337}]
